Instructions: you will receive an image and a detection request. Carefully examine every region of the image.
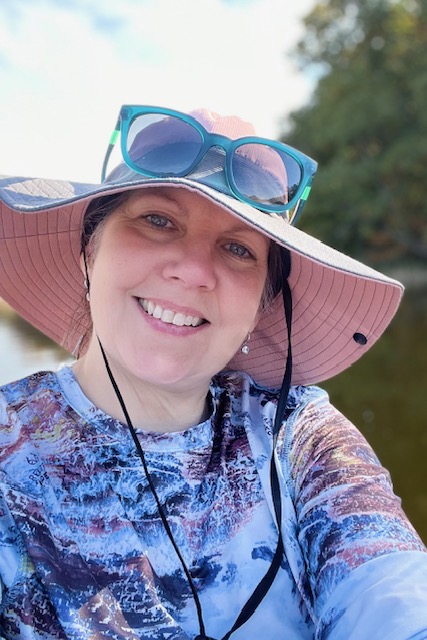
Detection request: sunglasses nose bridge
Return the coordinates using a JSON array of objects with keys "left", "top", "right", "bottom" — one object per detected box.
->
[{"left": 204, "top": 132, "right": 232, "bottom": 154}]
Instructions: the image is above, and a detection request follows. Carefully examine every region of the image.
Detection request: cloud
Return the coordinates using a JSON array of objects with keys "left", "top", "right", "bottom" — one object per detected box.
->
[
  {"left": 0, "top": 0, "right": 316, "bottom": 182},
  {"left": 221, "top": 0, "right": 258, "bottom": 4}
]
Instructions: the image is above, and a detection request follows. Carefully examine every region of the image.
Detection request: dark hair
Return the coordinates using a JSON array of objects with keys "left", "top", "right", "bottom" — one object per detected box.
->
[
  {"left": 81, "top": 190, "right": 285, "bottom": 310},
  {"left": 81, "top": 191, "right": 132, "bottom": 255},
  {"left": 264, "top": 241, "right": 285, "bottom": 310}
]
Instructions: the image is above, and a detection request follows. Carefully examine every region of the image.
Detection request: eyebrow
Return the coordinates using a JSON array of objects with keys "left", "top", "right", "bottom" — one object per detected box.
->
[
  {"left": 129, "top": 190, "right": 187, "bottom": 213},
  {"left": 225, "top": 221, "right": 263, "bottom": 236}
]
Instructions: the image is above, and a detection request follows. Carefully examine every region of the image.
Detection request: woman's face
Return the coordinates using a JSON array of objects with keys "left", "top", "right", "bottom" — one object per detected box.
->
[{"left": 86, "top": 187, "right": 270, "bottom": 392}]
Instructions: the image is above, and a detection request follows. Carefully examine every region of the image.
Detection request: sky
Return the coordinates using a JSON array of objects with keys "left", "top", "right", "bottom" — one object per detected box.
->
[{"left": 0, "top": 0, "right": 316, "bottom": 183}]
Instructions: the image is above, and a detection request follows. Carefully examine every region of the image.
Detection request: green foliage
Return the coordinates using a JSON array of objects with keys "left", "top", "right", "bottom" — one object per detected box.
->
[{"left": 284, "top": 0, "right": 427, "bottom": 266}]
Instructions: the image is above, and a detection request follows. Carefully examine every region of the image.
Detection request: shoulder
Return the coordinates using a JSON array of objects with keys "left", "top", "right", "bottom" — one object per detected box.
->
[
  {"left": 0, "top": 369, "right": 60, "bottom": 403},
  {"left": 217, "top": 368, "right": 325, "bottom": 407},
  {"left": 283, "top": 384, "right": 382, "bottom": 471},
  {"left": 0, "top": 370, "right": 65, "bottom": 446},
  {"left": 215, "top": 369, "right": 327, "bottom": 435},
  {"left": 216, "top": 368, "right": 325, "bottom": 409}
]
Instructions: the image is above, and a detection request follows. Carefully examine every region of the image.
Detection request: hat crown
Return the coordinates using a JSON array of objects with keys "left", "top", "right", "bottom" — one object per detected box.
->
[{"left": 190, "top": 108, "right": 256, "bottom": 139}]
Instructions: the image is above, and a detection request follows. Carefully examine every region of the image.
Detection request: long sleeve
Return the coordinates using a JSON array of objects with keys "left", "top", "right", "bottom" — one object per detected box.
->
[{"left": 281, "top": 388, "right": 427, "bottom": 638}]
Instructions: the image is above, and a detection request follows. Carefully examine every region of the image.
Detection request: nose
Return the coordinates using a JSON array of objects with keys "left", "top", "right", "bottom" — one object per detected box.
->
[{"left": 162, "top": 241, "right": 217, "bottom": 290}]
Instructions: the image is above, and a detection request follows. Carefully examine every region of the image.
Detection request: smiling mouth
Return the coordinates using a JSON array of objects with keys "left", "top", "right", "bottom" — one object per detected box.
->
[{"left": 138, "top": 299, "right": 207, "bottom": 327}]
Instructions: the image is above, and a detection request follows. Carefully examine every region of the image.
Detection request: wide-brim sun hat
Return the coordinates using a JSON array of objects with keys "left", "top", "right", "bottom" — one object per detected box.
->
[{"left": 0, "top": 107, "right": 403, "bottom": 388}]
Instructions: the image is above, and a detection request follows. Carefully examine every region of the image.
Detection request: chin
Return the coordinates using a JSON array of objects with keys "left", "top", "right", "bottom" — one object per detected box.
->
[{"left": 126, "top": 356, "right": 205, "bottom": 388}]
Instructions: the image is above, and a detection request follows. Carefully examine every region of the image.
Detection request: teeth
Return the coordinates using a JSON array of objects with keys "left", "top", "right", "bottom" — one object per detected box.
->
[
  {"left": 173, "top": 313, "right": 186, "bottom": 326},
  {"left": 153, "top": 305, "right": 163, "bottom": 319},
  {"left": 140, "top": 299, "right": 204, "bottom": 327},
  {"left": 161, "top": 309, "right": 174, "bottom": 323}
]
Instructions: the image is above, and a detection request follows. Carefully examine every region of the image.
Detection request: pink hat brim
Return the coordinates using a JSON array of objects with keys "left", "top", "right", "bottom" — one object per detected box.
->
[{"left": 0, "top": 175, "right": 403, "bottom": 388}]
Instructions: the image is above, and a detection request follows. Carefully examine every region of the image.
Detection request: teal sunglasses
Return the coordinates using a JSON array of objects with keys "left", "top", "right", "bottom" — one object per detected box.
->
[{"left": 101, "top": 105, "right": 318, "bottom": 224}]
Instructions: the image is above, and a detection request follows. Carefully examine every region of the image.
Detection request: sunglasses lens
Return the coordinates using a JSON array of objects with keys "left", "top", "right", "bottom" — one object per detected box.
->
[
  {"left": 126, "top": 113, "right": 203, "bottom": 176},
  {"left": 232, "top": 143, "right": 302, "bottom": 208}
]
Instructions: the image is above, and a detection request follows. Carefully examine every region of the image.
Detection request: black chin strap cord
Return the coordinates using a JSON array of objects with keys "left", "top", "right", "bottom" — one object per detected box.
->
[
  {"left": 217, "top": 249, "right": 293, "bottom": 640},
  {"left": 94, "top": 248, "right": 293, "bottom": 640},
  {"left": 97, "top": 338, "right": 209, "bottom": 638}
]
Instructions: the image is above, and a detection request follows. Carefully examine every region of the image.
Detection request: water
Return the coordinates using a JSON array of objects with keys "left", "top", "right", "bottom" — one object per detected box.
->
[
  {"left": 322, "top": 287, "right": 427, "bottom": 542},
  {"left": 0, "top": 311, "right": 70, "bottom": 385},
  {"left": 1, "top": 292, "right": 426, "bottom": 541}
]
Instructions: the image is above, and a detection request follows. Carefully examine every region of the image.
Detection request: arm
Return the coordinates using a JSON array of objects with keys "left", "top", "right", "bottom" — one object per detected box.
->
[
  {"left": 283, "top": 388, "right": 427, "bottom": 639},
  {"left": 0, "top": 489, "right": 22, "bottom": 639}
]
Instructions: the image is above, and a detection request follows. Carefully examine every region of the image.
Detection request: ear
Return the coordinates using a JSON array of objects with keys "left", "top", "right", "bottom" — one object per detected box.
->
[
  {"left": 79, "top": 253, "right": 86, "bottom": 276},
  {"left": 80, "top": 250, "right": 91, "bottom": 292}
]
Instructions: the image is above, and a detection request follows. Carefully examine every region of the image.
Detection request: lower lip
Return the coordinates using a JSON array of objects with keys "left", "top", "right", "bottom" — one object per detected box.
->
[{"left": 135, "top": 299, "right": 208, "bottom": 336}]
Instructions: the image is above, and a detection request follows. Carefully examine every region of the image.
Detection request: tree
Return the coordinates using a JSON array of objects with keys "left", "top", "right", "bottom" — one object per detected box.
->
[{"left": 284, "top": 0, "right": 427, "bottom": 267}]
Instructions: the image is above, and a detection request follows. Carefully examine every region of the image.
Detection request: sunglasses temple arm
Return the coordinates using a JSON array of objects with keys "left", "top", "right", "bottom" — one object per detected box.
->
[
  {"left": 291, "top": 181, "right": 313, "bottom": 225},
  {"left": 100, "top": 118, "right": 121, "bottom": 182}
]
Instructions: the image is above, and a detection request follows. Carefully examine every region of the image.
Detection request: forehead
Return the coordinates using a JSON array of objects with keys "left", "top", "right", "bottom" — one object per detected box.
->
[
  {"left": 125, "top": 185, "right": 224, "bottom": 211},
  {"left": 122, "top": 186, "right": 265, "bottom": 235}
]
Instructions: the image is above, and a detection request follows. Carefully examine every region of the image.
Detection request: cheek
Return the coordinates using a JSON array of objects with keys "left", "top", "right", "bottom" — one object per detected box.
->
[
  {"left": 226, "top": 271, "right": 266, "bottom": 321},
  {"left": 88, "top": 252, "right": 129, "bottom": 314},
  {"left": 90, "top": 234, "right": 137, "bottom": 285}
]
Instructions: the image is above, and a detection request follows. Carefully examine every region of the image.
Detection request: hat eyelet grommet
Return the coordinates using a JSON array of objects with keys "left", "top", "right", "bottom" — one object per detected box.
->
[{"left": 353, "top": 332, "right": 367, "bottom": 345}]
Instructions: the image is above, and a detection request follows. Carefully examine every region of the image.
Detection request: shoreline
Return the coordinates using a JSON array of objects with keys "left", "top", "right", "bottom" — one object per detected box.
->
[{"left": 383, "top": 266, "right": 427, "bottom": 289}]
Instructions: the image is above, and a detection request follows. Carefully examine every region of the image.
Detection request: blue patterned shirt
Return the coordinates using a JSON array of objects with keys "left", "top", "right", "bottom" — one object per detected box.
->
[{"left": 0, "top": 367, "right": 426, "bottom": 639}]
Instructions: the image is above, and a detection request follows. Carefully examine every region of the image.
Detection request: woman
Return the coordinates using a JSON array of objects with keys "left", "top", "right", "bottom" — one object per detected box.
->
[{"left": 0, "top": 105, "right": 426, "bottom": 640}]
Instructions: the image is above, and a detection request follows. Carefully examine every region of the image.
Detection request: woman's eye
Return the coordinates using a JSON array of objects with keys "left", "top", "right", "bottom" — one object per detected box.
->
[
  {"left": 144, "top": 213, "right": 172, "bottom": 228},
  {"left": 226, "top": 242, "right": 253, "bottom": 259}
]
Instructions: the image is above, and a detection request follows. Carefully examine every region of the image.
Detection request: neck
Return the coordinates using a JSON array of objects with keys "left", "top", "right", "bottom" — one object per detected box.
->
[{"left": 72, "top": 342, "right": 211, "bottom": 433}]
